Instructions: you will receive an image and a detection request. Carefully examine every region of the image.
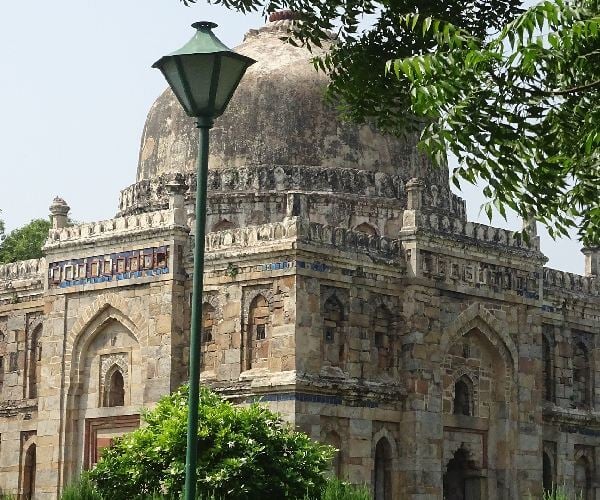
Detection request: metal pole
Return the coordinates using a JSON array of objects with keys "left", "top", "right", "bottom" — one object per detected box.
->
[{"left": 185, "top": 116, "right": 213, "bottom": 500}]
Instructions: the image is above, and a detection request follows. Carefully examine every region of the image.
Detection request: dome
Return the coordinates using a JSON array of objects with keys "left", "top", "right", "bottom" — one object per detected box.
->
[{"left": 136, "top": 18, "right": 439, "bottom": 183}]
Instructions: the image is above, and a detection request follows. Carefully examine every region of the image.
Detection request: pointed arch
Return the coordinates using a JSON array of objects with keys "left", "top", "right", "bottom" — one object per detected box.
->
[
  {"left": 323, "top": 294, "right": 346, "bottom": 368},
  {"left": 374, "top": 437, "right": 393, "bottom": 500},
  {"left": 102, "top": 365, "right": 125, "bottom": 407},
  {"left": 67, "top": 293, "right": 146, "bottom": 357},
  {"left": 244, "top": 293, "right": 271, "bottom": 371},
  {"left": 440, "top": 302, "right": 518, "bottom": 371},
  {"left": 453, "top": 375, "right": 474, "bottom": 416},
  {"left": 22, "top": 443, "right": 36, "bottom": 500}
]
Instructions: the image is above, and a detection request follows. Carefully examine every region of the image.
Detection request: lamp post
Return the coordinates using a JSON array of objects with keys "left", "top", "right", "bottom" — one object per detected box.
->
[{"left": 153, "top": 22, "right": 255, "bottom": 500}]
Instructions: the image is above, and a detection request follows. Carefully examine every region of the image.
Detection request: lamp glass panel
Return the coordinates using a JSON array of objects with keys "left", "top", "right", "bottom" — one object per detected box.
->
[
  {"left": 213, "top": 56, "right": 251, "bottom": 116},
  {"left": 179, "top": 53, "right": 216, "bottom": 115},
  {"left": 159, "top": 58, "right": 194, "bottom": 115}
]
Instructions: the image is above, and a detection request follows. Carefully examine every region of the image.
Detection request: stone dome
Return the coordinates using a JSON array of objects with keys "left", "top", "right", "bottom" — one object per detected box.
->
[{"left": 136, "top": 18, "right": 441, "bottom": 184}]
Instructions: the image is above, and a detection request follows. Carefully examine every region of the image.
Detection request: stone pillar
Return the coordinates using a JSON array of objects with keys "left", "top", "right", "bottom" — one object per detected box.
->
[
  {"left": 402, "top": 178, "right": 425, "bottom": 232},
  {"left": 49, "top": 197, "right": 70, "bottom": 229},
  {"left": 406, "top": 178, "right": 424, "bottom": 210},
  {"left": 582, "top": 247, "right": 600, "bottom": 277},
  {"left": 522, "top": 215, "right": 540, "bottom": 250},
  {"left": 165, "top": 178, "right": 187, "bottom": 226}
]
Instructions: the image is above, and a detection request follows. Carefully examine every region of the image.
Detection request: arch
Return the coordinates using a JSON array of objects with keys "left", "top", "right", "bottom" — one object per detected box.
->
[
  {"left": 22, "top": 443, "right": 36, "bottom": 500},
  {"left": 202, "top": 302, "right": 216, "bottom": 343},
  {"left": 354, "top": 222, "right": 378, "bottom": 237},
  {"left": 323, "top": 295, "right": 346, "bottom": 367},
  {"left": 542, "top": 451, "right": 553, "bottom": 493},
  {"left": 374, "top": 437, "right": 393, "bottom": 500},
  {"left": 453, "top": 375, "right": 474, "bottom": 416},
  {"left": 244, "top": 294, "right": 270, "bottom": 371},
  {"left": 324, "top": 431, "right": 342, "bottom": 477},
  {"left": 68, "top": 306, "right": 139, "bottom": 390},
  {"left": 440, "top": 302, "right": 518, "bottom": 371},
  {"left": 575, "top": 455, "right": 592, "bottom": 500},
  {"left": 573, "top": 342, "right": 591, "bottom": 408},
  {"left": 67, "top": 293, "right": 146, "bottom": 357},
  {"left": 103, "top": 366, "right": 125, "bottom": 407},
  {"left": 372, "top": 304, "right": 393, "bottom": 372},
  {"left": 542, "top": 335, "right": 554, "bottom": 402},
  {"left": 212, "top": 219, "right": 235, "bottom": 232},
  {"left": 26, "top": 323, "right": 42, "bottom": 399},
  {"left": 443, "top": 447, "right": 482, "bottom": 500}
]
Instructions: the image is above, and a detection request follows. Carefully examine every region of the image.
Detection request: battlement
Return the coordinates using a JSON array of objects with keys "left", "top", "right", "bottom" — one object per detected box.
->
[
  {"left": 44, "top": 209, "right": 185, "bottom": 250},
  {"left": 205, "top": 218, "right": 403, "bottom": 261}
]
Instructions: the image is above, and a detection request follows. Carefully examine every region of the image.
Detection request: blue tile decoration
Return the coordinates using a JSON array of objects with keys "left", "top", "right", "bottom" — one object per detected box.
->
[{"left": 49, "top": 246, "right": 170, "bottom": 289}]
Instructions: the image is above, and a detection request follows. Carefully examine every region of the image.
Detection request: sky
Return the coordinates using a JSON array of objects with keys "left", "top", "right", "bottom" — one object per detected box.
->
[{"left": 0, "top": 1, "right": 583, "bottom": 274}]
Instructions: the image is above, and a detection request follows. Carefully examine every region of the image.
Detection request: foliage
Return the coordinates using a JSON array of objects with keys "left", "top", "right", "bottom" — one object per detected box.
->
[
  {"left": 183, "top": 0, "right": 521, "bottom": 136},
  {"left": 392, "top": 0, "right": 600, "bottom": 244},
  {"left": 88, "top": 385, "right": 333, "bottom": 500},
  {"left": 0, "top": 218, "right": 51, "bottom": 264},
  {"left": 179, "top": 0, "right": 600, "bottom": 244},
  {"left": 61, "top": 475, "right": 103, "bottom": 500},
  {"left": 316, "top": 479, "right": 371, "bottom": 500},
  {"left": 526, "top": 484, "right": 583, "bottom": 499}
]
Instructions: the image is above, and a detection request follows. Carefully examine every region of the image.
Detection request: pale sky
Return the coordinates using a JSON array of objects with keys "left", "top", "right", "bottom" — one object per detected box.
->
[{"left": 0, "top": 1, "right": 583, "bottom": 274}]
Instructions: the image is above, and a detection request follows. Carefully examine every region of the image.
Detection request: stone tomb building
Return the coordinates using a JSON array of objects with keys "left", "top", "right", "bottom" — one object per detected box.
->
[{"left": 1, "top": 14, "right": 600, "bottom": 500}]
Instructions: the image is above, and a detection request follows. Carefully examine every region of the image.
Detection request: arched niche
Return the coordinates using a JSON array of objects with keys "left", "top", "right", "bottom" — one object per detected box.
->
[
  {"left": 453, "top": 375, "right": 475, "bottom": 417},
  {"left": 374, "top": 437, "right": 393, "bottom": 500},
  {"left": 102, "top": 365, "right": 125, "bottom": 407},
  {"left": 244, "top": 294, "right": 271, "bottom": 371},
  {"left": 21, "top": 442, "right": 36, "bottom": 500},
  {"left": 322, "top": 295, "right": 346, "bottom": 368}
]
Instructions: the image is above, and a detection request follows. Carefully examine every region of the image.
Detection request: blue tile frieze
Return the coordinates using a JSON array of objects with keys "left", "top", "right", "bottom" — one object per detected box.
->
[{"left": 49, "top": 246, "right": 170, "bottom": 289}]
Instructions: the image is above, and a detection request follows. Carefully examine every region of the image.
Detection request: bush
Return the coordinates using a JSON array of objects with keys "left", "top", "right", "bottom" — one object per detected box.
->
[{"left": 88, "top": 386, "right": 333, "bottom": 499}]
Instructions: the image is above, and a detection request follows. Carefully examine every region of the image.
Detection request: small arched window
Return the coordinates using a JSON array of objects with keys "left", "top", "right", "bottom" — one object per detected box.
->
[
  {"left": 104, "top": 368, "right": 125, "bottom": 407},
  {"left": 202, "top": 303, "right": 216, "bottom": 343},
  {"left": 453, "top": 377, "right": 473, "bottom": 416}
]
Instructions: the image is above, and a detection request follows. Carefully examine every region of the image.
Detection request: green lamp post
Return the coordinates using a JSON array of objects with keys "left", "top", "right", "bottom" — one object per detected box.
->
[{"left": 153, "top": 22, "right": 255, "bottom": 500}]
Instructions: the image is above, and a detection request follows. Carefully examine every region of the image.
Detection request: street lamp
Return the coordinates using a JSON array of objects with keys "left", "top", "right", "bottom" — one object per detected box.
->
[{"left": 153, "top": 22, "right": 255, "bottom": 500}]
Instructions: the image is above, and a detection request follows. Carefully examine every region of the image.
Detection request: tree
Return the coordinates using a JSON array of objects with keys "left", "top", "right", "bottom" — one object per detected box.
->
[
  {"left": 181, "top": 0, "right": 599, "bottom": 244},
  {"left": 88, "top": 386, "right": 333, "bottom": 500},
  {"left": 392, "top": 0, "right": 600, "bottom": 244},
  {"left": 0, "top": 218, "right": 51, "bottom": 264}
]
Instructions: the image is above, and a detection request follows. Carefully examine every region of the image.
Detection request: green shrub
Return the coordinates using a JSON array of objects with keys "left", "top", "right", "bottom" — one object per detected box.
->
[{"left": 88, "top": 385, "right": 333, "bottom": 500}]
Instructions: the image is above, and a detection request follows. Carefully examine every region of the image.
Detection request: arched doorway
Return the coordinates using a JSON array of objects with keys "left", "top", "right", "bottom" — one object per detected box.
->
[
  {"left": 443, "top": 448, "right": 483, "bottom": 500},
  {"left": 575, "top": 456, "right": 592, "bottom": 500},
  {"left": 22, "top": 443, "right": 36, "bottom": 500},
  {"left": 542, "top": 452, "right": 553, "bottom": 493},
  {"left": 374, "top": 438, "right": 392, "bottom": 500}
]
